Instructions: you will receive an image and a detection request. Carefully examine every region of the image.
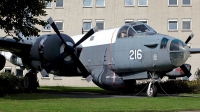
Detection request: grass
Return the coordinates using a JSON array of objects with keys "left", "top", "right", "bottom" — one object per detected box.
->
[{"left": 0, "top": 86, "right": 200, "bottom": 112}]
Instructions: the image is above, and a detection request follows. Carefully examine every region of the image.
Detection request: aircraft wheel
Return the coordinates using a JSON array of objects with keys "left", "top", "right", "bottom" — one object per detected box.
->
[
  {"left": 146, "top": 84, "right": 157, "bottom": 97},
  {"left": 23, "top": 72, "right": 39, "bottom": 92}
]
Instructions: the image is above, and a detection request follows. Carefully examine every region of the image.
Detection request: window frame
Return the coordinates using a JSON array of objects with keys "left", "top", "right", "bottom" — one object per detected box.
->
[
  {"left": 43, "top": 23, "right": 51, "bottom": 32},
  {"left": 138, "top": 19, "right": 148, "bottom": 24},
  {"left": 83, "top": 0, "right": 93, "bottom": 7},
  {"left": 125, "top": 0, "right": 135, "bottom": 7},
  {"left": 182, "top": 19, "right": 192, "bottom": 31},
  {"left": 83, "top": 20, "right": 92, "bottom": 31},
  {"left": 125, "top": 19, "right": 134, "bottom": 24},
  {"left": 4, "top": 67, "right": 12, "bottom": 74},
  {"left": 168, "top": 19, "right": 178, "bottom": 31},
  {"left": 138, "top": 0, "right": 148, "bottom": 7},
  {"left": 55, "top": 21, "right": 64, "bottom": 31},
  {"left": 95, "top": 19, "right": 105, "bottom": 30},
  {"left": 46, "top": 1, "right": 52, "bottom": 8},
  {"left": 168, "top": 0, "right": 178, "bottom": 6},
  {"left": 16, "top": 67, "right": 23, "bottom": 76},
  {"left": 182, "top": 0, "right": 192, "bottom": 6},
  {"left": 96, "top": 0, "right": 105, "bottom": 7},
  {"left": 55, "top": 0, "right": 64, "bottom": 8}
]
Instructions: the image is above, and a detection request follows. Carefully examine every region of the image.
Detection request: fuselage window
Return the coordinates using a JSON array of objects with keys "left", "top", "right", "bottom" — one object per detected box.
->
[{"left": 160, "top": 38, "right": 169, "bottom": 49}]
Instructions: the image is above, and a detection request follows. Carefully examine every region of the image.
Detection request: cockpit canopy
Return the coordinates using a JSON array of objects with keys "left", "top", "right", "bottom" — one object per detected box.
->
[{"left": 117, "top": 22, "right": 157, "bottom": 38}]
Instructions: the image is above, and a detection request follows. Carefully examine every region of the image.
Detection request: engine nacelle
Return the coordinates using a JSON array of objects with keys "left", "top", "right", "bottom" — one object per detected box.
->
[
  {"left": 1, "top": 51, "right": 23, "bottom": 67},
  {"left": 30, "top": 34, "right": 75, "bottom": 62},
  {"left": 0, "top": 54, "right": 6, "bottom": 70}
]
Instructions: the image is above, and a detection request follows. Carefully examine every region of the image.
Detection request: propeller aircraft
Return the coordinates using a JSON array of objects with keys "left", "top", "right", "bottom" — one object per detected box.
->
[{"left": 0, "top": 17, "right": 199, "bottom": 97}]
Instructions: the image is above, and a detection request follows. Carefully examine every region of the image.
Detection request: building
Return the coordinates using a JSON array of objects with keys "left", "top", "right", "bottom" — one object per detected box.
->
[{"left": 0, "top": 0, "right": 200, "bottom": 86}]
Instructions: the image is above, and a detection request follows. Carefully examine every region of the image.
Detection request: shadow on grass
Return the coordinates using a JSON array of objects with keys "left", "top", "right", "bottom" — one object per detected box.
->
[{"left": 2, "top": 86, "right": 200, "bottom": 100}]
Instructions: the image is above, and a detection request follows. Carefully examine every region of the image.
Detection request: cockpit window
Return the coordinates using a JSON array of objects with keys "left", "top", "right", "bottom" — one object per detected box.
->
[
  {"left": 133, "top": 24, "right": 150, "bottom": 33},
  {"left": 160, "top": 38, "right": 169, "bottom": 49},
  {"left": 117, "top": 26, "right": 129, "bottom": 38},
  {"left": 127, "top": 28, "right": 135, "bottom": 37}
]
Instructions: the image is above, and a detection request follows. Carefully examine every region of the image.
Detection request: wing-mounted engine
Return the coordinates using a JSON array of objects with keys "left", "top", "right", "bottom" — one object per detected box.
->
[
  {"left": 30, "top": 17, "right": 98, "bottom": 77},
  {"left": 0, "top": 54, "right": 6, "bottom": 70},
  {"left": 30, "top": 34, "right": 76, "bottom": 74},
  {"left": 91, "top": 65, "right": 135, "bottom": 91},
  {"left": 1, "top": 51, "right": 23, "bottom": 67}
]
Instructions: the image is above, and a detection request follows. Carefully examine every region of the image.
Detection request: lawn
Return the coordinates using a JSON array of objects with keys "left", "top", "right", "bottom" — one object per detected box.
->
[{"left": 0, "top": 86, "right": 200, "bottom": 112}]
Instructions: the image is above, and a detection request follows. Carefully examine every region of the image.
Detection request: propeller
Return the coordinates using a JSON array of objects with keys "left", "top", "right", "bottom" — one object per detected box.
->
[
  {"left": 41, "top": 17, "right": 98, "bottom": 79},
  {"left": 179, "top": 33, "right": 194, "bottom": 77}
]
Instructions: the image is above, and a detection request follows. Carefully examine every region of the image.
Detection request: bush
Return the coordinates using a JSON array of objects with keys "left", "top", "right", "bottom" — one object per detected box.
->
[{"left": 0, "top": 72, "right": 24, "bottom": 97}]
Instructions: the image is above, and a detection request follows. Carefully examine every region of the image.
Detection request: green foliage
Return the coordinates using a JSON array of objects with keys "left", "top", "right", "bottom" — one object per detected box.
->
[
  {"left": 0, "top": 0, "right": 52, "bottom": 37},
  {"left": 0, "top": 72, "right": 24, "bottom": 97}
]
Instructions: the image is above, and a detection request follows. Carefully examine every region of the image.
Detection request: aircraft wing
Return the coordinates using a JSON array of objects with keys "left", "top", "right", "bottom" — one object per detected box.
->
[{"left": 0, "top": 37, "right": 32, "bottom": 58}]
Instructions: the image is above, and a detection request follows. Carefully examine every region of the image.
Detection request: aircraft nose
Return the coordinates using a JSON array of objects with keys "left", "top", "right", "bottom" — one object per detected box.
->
[{"left": 169, "top": 39, "right": 190, "bottom": 67}]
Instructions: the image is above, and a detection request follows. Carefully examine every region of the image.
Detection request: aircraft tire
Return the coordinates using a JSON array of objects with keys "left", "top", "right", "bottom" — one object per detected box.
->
[
  {"left": 23, "top": 72, "right": 39, "bottom": 92},
  {"left": 146, "top": 84, "right": 157, "bottom": 97}
]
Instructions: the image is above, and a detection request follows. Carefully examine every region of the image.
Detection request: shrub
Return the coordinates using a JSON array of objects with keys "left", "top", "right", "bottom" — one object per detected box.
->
[{"left": 0, "top": 72, "right": 24, "bottom": 97}]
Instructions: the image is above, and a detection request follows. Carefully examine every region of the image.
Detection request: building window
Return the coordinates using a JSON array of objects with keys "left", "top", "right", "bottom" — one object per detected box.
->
[
  {"left": 182, "top": 19, "right": 191, "bottom": 30},
  {"left": 83, "top": 20, "right": 92, "bottom": 31},
  {"left": 138, "top": 0, "right": 148, "bottom": 6},
  {"left": 96, "top": 20, "right": 104, "bottom": 30},
  {"left": 55, "top": 21, "right": 64, "bottom": 31},
  {"left": 168, "top": 19, "right": 178, "bottom": 31},
  {"left": 56, "top": 0, "right": 63, "bottom": 8},
  {"left": 125, "top": 20, "right": 134, "bottom": 24},
  {"left": 4, "top": 67, "right": 12, "bottom": 74},
  {"left": 46, "top": 1, "right": 52, "bottom": 8},
  {"left": 138, "top": 19, "right": 148, "bottom": 24},
  {"left": 182, "top": 0, "right": 191, "bottom": 6},
  {"left": 96, "top": 0, "right": 105, "bottom": 7},
  {"left": 169, "top": 0, "right": 178, "bottom": 6},
  {"left": 83, "top": 0, "right": 93, "bottom": 7},
  {"left": 16, "top": 69, "right": 23, "bottom": 76},
  {"left": 125, "top": 0, "right": 134, "bottom": 6},
  {"left": 43, "top": 24, "right": 51, "bottom": 31},
  {"left": 53, "top": 75, "right": 62, "bottom": 80}
]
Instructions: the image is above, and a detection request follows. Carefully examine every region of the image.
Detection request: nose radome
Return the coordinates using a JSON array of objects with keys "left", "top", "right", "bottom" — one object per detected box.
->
[{"left": 169, "top": 39, "right": 190, "bottom": 67}]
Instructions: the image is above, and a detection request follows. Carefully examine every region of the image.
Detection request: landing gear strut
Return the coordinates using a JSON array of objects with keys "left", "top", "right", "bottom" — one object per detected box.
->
[
  {"left": 23, "top": 70, "right": 39, "bottom": 92},
  {"left": 146, "top": 72, "right": 158, "bottom": 97}
]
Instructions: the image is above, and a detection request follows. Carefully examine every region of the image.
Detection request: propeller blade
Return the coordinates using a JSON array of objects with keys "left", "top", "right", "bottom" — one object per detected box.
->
[
  {"left": 46, "top": 17, "right": 91, "bottom": 78},
  {"left": 180, "top": 64, "right": 191, "bottom": 77},
  {"left": 185, "top": 33, "right": 194, "bottom": 44},
  {"left": 47, "top": 17, "right": 69, "bottom": 47},
  {"left": 73, "top": 26, "right": 98, "bottom": 48},
  {"left": 71, "top": 53, "right": 90, "bottom": 78}
]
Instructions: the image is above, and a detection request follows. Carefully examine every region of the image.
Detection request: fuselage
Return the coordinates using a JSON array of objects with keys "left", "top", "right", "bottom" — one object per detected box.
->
[{"left": 72, "top": 22, "right": 190, "bottom": 75}]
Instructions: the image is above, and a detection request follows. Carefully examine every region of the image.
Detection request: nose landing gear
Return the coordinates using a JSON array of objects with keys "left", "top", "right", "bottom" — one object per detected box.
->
[{"left": 146, "top": 72, "right": 158, "bottom": 97}]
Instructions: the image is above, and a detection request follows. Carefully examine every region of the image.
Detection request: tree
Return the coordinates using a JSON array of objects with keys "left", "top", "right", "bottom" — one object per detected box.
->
[{"left": 0, "top": 0, "right": 52, "bottom": 37}]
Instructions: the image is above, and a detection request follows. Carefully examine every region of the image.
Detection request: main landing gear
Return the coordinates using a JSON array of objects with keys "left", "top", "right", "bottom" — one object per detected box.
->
[
  {"left": 23, "top": 70, "right": 39, "bottom": 92},
  {"left": 146, "top": 72, "right": 158, "bottom": 97}
]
